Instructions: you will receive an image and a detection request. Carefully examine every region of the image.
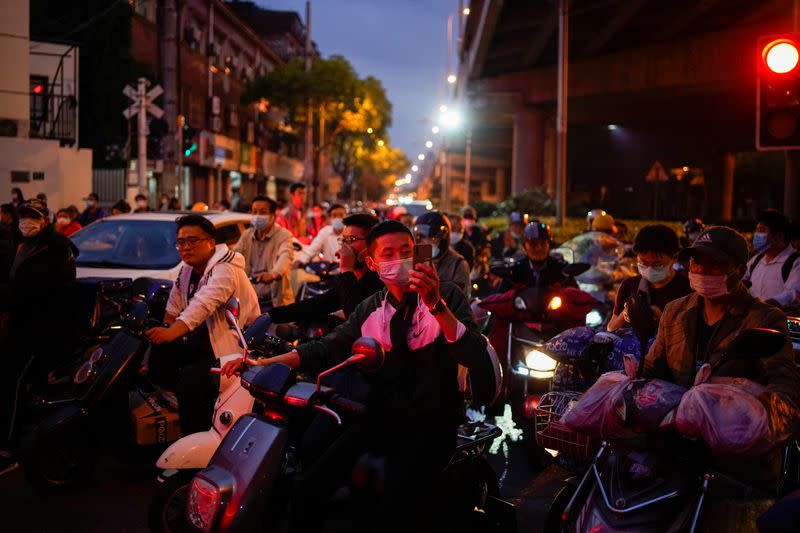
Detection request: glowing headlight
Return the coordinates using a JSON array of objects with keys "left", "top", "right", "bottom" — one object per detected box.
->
[
  {"left": 548, "top": 296, "right": 562, "bottom": 310},
  {"left": 586, "top": 310, "right": 603, "bottom": 327},
  {"left": 524, "top": 349, "right": 557, "bottom": 379}
]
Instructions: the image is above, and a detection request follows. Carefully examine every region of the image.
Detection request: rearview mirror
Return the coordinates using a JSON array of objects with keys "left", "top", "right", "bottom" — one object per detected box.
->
[
  {"left": 562, "top": 262, "right": 590, "bottom": 278},
  {"left": 350, "top": 337, "right": 385, "bottom": 373},
  {"left": 224, "top": 297, "right": 240, "bottom": 331},
  {"left": 727, "top": 328, "right": 785, "bottom": 361}
]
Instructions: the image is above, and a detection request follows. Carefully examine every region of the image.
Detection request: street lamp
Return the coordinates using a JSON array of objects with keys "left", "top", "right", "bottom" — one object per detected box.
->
[
  {"left": 447, "top": 74, "right": 457, "bottom": 84},
  {"left": 463, "top": 7, "right": 471, "bottom": 15},
  {"left": 412, "top": 164, "right": 419, "bottom": 172},
  {"left": 425, "top": 140, "right": 433, "bottom": 148},
  {"left": 418, "top": 153, "right": 426, "bottom": 161},
  {"left": 377, "top": 139, "right": 385, "bottom": 146},
  {"left": 441, "top": 109, "right": 461, "bottom": 129},
  {"left": 439, "top": 104, "right": 448, "bottom": 113},
  {"left": 431, "top": 125, "right": 440, "bottom": 134},
  {"left": 367, "top": 127, "right": 373, "bottom": 134}
]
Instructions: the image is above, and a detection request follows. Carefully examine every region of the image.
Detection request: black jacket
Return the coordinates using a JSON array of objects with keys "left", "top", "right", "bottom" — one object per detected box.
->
[
  {"left": 453, "top": 238, "right": 475, "bottom": 270},
  {"left": 269, "top": 269, "right": 384, "bottom": 323},
  {"left": 8, "top": 225, "right": 79, "bottom": 346},
  {"left": 499, "top": 256, "right": 578, "bottom": 292}
]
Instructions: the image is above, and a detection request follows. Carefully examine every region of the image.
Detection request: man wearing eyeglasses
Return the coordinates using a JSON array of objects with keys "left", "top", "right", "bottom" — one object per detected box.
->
[
  {"left": 269, "top": 213, "right": 384, "bottom": 324},
  {"left": 145, "top": 214, "right": 259, "bottom": 433}
]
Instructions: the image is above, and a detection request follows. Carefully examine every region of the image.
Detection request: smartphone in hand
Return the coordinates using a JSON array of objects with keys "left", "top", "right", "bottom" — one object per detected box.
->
[{"left": 413, "top": 244, "right": 432, "bottom": 267}]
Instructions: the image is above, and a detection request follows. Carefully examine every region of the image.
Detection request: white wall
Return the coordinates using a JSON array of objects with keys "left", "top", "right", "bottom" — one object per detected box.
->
[
  {"left": 0, "top": 0, "right": 30, "bottom": 126},
  {"left": 0, "top": 137, "right": 92, "bottom": 209}
]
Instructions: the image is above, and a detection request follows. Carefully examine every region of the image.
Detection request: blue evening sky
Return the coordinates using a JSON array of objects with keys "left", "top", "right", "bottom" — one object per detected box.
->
[{"left": 255, "top": 0, "right": 460, "bottom": 159}]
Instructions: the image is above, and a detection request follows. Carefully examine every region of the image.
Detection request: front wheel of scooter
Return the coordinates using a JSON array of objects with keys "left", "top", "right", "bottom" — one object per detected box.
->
[
  {"left": 21, "top": 431, "right": 96, "bottom": 494},
  {"left": 148, "top": 469, "right": 199, "bottom": 533},
  {"left": 542, "top": 482, "right": 576, "bottom": 533}
]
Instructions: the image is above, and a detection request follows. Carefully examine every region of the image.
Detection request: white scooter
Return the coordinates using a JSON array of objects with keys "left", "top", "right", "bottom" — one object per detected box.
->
[{"left": 148, "top": 300, "right": 289, "bottom": 533}]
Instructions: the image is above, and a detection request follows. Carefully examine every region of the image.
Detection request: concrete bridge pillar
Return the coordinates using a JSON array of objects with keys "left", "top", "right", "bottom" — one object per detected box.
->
[{"left": 512, "top": 107, "right": 545, "bottom": 194}]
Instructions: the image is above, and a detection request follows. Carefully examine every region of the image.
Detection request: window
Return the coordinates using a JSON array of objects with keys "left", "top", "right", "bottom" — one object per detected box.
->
[
  {"left": 72, "top": 219, "right": 181, "bottom": 269},
  {"left": 11, "top": 171, "right": 29, "bottom": 183},
  {"left": 33, "top": 172, "right": 44, "bottom": 181}
]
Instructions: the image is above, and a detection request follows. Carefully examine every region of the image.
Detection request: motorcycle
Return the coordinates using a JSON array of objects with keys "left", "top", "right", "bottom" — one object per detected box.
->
[
  {"left": 543, "top": 328, "right": 799, "bottom": 533},
  {"left": 185, "top": 338, "right": 514, "bottom": 532},
  {"left": 479, "top": 259, "right": 599, "bottom": 467},
  {"left": 296, "top": 259, "right": 339, "bottom": 301},
  {"left": 148, "top": 302, "right": 293, "bottom": 533}
]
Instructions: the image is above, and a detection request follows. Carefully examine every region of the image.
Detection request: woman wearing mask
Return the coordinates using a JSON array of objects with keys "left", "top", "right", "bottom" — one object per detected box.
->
[
  {"left": 607, "top": 224, "right": 692, "bottom": 331},
  {"left": 296, "top": 204, "right": 347, "bottom": 265},
  {"left": 54, "top": 208, "right": 82, "bottom": 237}
]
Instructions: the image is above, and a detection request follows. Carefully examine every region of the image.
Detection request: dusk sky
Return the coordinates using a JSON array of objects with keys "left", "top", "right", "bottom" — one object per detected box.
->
[{"left": 256, "top": 0, "right": 460, "bottom": 160}]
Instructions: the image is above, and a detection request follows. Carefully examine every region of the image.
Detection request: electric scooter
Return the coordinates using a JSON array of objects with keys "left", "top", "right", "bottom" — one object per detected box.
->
[{"left": 148, "top": 304, "right": 292, "bottom": 533}]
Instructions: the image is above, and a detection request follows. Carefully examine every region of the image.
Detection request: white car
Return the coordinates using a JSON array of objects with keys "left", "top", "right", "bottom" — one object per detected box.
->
[{"left": 72, "top": 211, "right": 253, "bottom": 281}]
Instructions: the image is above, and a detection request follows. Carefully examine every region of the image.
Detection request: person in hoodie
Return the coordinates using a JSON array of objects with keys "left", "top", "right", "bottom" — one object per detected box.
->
[
  {"left": 145, "top": 214, "right": 259, "bottom": 434},
  {"left": 1, "top": 199, "right": 79, "bottom": 474}
]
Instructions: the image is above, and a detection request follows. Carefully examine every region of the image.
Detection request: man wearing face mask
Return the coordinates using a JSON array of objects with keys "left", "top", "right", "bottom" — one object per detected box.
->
[
  {"left": 499, "top": 220, "right": 577, "bottom": 291},
  {"left": 744, "top": 209, "right": 800, "bottom": 310},
  {"left": 643, "top": 226, "right": 800, "bottom": 491},
  {"left": 223, "top": 220, "right": 487, "bottom": 531},
  {"left": 269, "top": 213, "right": 384, "bottom": 323},
  {"left": 0, "top": 200, "right": 79, "bottom": 473},
  {"left": 295, "top": 203, "right": 347, "bottom": 265},
  {"left": 446, "top": 213, "right": 476, "bottom": 270},
  {"left": 233, "top": 195, "right": 294, "bottom": 309},
  {"left": 607, "top": 225, "right": 692, "bottom": 331},
  {"left": 413, "top": 210, "right": 471, "bottom": 298},
  {"left": 75, "top": 192, "right": 106, "bottom": 226}
]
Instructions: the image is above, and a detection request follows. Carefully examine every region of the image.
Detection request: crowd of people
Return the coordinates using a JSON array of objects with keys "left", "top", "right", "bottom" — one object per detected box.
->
[{"left": 1, "top": 182, "right": 800, "bottom": 531}]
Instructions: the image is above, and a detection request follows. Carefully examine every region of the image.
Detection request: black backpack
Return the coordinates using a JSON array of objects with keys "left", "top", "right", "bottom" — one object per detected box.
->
[{"left": 747, "top": 250, "right": 800, "bottom": 283}]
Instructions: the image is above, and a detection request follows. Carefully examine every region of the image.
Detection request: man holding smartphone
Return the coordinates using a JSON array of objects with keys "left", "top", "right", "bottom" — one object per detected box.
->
[{"left": 223, "top": 220, "right": 487, "bottom": 532}]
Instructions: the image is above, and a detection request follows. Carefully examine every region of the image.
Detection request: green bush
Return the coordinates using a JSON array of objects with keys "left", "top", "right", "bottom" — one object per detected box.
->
[{"left": 498, "top": 188, "right": 555, "bottom": 217}]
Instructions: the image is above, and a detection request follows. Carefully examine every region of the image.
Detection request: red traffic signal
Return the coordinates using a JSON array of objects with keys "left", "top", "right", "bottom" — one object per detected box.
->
[
  {"left": 757, "top": 34, "right": 800, "bottom": 150},
  {"left": 763, "top": 39, "right": 799, "bottom": 74}
]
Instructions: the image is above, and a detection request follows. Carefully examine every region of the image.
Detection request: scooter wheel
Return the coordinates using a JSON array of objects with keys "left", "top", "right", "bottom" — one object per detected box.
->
[
  {"left": 542, "top": 482, "right": 576, "bottom": 533},
  {"left": 21, "top": 431, "right": 95, "bottom": 494},
  {"left": 148, "top": 470, "right": 199, "bottom": 533}
]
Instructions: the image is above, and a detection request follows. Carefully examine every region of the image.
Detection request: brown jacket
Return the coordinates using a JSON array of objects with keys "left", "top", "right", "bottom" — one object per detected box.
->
[{"left": 644, "top": 286, "right": 800, "bottom": 490}]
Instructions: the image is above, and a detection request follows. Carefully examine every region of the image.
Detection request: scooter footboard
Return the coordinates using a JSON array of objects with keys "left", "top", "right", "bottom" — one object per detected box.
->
[{"left": 193, "top": 414, "right": 288, "bottom": 532}]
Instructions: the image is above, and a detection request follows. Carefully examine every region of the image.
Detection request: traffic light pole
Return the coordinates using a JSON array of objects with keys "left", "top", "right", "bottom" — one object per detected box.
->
[
  {"left": 787, "top": 0, "right": 800, "bottom": 219},
  {"left": 555, "top": 0, "right": 568, "bottom": 227}
]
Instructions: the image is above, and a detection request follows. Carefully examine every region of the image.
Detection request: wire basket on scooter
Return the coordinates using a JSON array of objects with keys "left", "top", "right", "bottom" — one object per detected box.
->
[{"left": 534, "top": 391, "right": 592, "bottom": 459}]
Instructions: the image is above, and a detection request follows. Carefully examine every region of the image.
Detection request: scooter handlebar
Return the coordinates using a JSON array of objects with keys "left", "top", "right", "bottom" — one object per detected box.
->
[{"left": 327, "top": 394, "right": 366, "bottom": 416}]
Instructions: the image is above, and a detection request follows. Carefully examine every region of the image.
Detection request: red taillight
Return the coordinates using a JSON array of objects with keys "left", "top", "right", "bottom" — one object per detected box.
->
[
  {"left": 524, "top": 394, "right": 541, "bottom": 418},
  {"left": 188, "top": 476, "right": 219, "bottom": 532}
]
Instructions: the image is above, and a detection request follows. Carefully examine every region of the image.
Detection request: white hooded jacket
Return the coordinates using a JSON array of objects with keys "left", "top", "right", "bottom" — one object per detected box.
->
[{"left": 165, "top": 244, "right": 261, "bottom": 357}]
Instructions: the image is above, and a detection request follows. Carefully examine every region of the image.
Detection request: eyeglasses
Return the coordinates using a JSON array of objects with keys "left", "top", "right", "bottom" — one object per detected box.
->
[
  {"left": 175, "top": 237, "right": 210, "bottom": 249},
  {"left": 337, "top": 236, "right": 366, "bottom": 245}
]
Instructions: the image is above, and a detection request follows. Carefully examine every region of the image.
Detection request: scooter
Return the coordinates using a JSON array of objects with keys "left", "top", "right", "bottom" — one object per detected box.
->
[
  {"left": 148, "top": 304, "right": 293, "bottom": 533},
  {"left": 543, "top": 328, "right": 798, "bottom": 533},
  {"left": 186, "top": 338, "right": 515, "bottom": 532}
]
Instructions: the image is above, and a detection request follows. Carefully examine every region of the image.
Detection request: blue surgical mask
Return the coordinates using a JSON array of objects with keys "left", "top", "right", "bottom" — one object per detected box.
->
[
  {"left": 432, "top": 245, "right": 441, "bottom": 258},
  {"left": 449, "top": 232, "right": 463, "bottom": 245},
  {"left": 752, "top": 232, "right": 769, "bottom": 252},
  {"left": 331, "top": 218, "right": 344, "bottom": 233},
  {"left": 252, "top": 215, "right": 272, "bottom": 231}
]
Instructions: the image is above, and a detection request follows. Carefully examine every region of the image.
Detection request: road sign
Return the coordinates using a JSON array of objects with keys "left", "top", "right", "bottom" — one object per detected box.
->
[
  {"left": 121, "top": 83, "right": 164, "bottom": 119},
  {"left": 123, "top": 84, "right": 138, "bottom": 100}
]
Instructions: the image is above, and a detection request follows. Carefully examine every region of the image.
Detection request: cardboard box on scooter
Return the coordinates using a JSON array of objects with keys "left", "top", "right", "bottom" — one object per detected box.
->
[{"left": 129, "top": 390, "right": 181, "bottom": 446}]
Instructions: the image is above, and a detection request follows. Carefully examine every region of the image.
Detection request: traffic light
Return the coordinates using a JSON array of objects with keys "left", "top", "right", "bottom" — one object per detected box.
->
[
  {"left": 182, "top": 125, "right": 198, "bottom": 158},
  {"left": 757, "top": 34, "right": 800, "bottom": 150}
]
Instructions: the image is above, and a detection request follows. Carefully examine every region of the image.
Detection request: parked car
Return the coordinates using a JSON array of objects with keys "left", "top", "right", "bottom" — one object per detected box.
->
[{"left": 71, "top": 211, "right": 253, "bottom": 280}]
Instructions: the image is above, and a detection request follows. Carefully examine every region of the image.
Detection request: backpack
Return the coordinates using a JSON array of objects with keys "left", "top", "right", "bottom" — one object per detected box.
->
[{"left": 747, "top": 250, "right": 800, "bottom": 283}]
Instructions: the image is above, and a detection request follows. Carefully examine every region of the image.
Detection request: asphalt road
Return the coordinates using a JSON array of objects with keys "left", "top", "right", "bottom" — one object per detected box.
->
[{"left": 0, "top": 410, "right": 568, "bottom": 533}]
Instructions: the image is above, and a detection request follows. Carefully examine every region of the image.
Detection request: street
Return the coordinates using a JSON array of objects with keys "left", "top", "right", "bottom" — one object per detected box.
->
[{"left": 0, "top": 414, "right": 567, "bottom": 532}]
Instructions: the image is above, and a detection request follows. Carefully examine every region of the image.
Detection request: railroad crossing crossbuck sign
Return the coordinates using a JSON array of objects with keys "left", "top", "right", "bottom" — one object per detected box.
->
[{"left": 123, "top": 83, "right": 164, "bottom": 119}]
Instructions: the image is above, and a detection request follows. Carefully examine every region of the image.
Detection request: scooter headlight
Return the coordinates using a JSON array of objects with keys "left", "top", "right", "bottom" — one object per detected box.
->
[
  {"left": 524, "top": 349, "right": 557, "bottom": 379},
  {"left": 547, "top": 296, "right": 562, "bottom": 310},
  {"left": 586, "top": 309, "right": 603, "bottom": 328}
]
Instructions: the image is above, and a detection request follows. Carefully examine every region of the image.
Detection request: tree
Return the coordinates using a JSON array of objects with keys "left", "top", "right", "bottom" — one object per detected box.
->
[{"left": 244, "top": 55, "right": 402, "bottom": 200}]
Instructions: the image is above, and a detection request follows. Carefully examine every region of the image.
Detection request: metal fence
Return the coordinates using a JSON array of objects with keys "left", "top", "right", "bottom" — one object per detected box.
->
[{"left": 92, "top": 168, "right": 126, "bottom": 205}]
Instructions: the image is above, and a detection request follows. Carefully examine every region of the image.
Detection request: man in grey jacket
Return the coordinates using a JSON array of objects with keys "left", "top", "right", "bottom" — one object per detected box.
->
[{"left": 233, "top": 195, "right": 295, "bottom": 308}]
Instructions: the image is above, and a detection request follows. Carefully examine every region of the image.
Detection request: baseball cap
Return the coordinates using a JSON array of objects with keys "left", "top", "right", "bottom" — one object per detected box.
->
[
  {"left": 18, "top": 198, "right": 49, "bottom": 219},
  {"left": 678, "top": 226, "right": 748, "bottom": 268}
]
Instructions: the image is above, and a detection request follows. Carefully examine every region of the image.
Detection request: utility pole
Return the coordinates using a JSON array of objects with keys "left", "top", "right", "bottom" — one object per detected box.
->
[
  {"left": 137, "top": 77, "right": 149, "bottom": 195},
  {"left": 465, "top": 126, "right": 472, "bottom": 207},
  {"left": 555, "top": 0, "right": 569, "bottom": 227},
  {"left": 304, "top": 0, "right": 314, "bottom": 204},
  {"left": 161, "top": 0, "right": 179, "bottom": 198}
]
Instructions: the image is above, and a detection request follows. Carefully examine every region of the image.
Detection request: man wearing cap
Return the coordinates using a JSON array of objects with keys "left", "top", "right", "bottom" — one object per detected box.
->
[
  {"left": 0, "top": 199, "right": 79, "bottom": 474},
  {"left": 643, "top": 226, "right": 800, "bottom": 491},
  {"left": 76, "top": 192, "right": 106, "bottom": 226}
]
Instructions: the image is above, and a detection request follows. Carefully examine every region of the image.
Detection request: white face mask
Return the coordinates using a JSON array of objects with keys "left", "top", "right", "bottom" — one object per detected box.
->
[
  {"left": 449, "top": 232, "right": 463, "bottom": 245},
  {"left": 638, "top": 263, "right": 671, "bottom": 284},
  {"left": 331, "top": 218, "right": 345, "bottom": 233},
  {"left": 689, "top": 272, "right": 729, "bottom": 300},
  {"left": 431, "top": 244, "right": 441, "bottom": 258},
  {"left": 19, "top": 218, "right": 43, "bottom": 237},
  {"left": 136, "top": 200, "right": 147, "bottom": 208},
  {"left": 57, "top": 216, "right": 70, "bottom": 226},
  {"left": 376, "top": 257, "right": 413, "bottom": 286}
]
